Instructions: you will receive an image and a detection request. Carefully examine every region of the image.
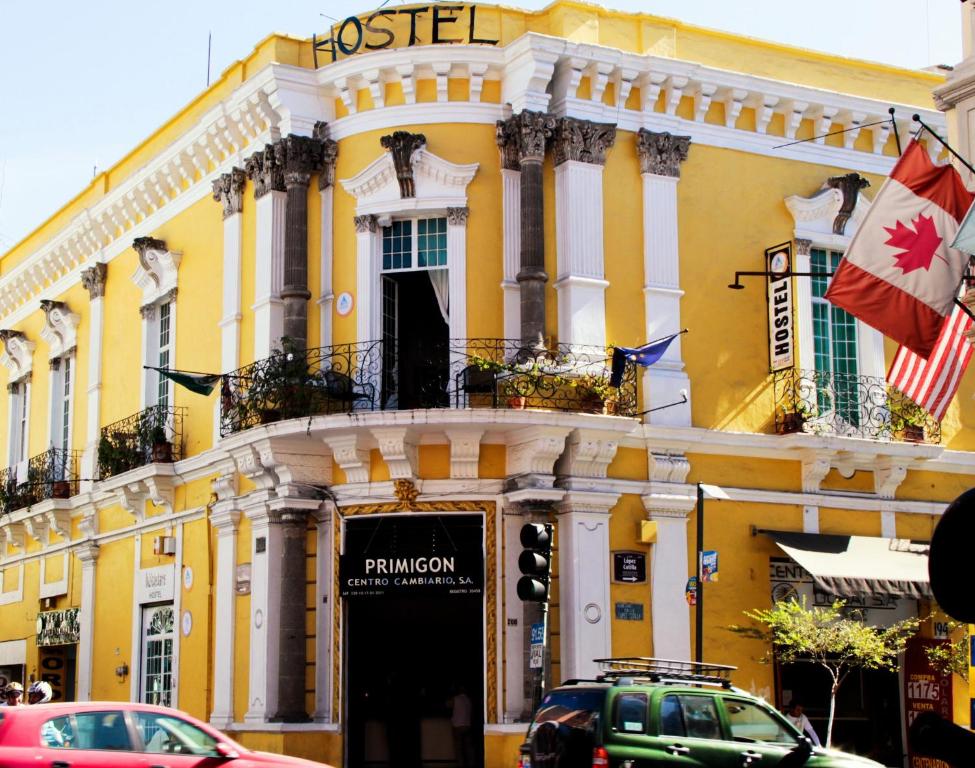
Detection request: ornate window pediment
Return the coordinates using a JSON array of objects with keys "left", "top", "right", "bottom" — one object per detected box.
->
[
  {"left": 0, "top": 330, "right": 35, "bottom": 382},
  {"left": 784, "top": 174, "right": 872, "bottom": 246},
  {"left": 131, "top": 237, "right": 181, "bottom": 308},
  {"left": 340, "top": 149, "right": 478, "bottom": 215},
  {"left": 40, "top": 300, "right": 81, "bottom": 360}
]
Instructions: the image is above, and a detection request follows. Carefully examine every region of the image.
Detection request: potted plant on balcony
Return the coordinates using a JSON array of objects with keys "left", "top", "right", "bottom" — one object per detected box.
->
[
  {"left": 777, "top": 399, "right": 812, "bottom": 435},
  {"left": 571, "top": 372, "right": 618, "bottom": 414},
  {"left": 892, "top": 406, "right": 927, "bottom": 443}
]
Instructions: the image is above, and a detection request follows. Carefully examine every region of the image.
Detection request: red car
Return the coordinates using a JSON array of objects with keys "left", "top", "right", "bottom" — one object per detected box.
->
[{"left": 0, "top": 701, "right": 333, "bottom": 767}]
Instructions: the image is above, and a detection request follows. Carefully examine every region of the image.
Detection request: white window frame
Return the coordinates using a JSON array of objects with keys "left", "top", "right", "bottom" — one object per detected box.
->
[
  {"left": 141, "top": 293, "right": 177, "bottom": 410},
  {"left": 380, "top": 216, "right": 449, "bottom": 274},
  {"left": 139, "top": 602, "right": 176, "bottom": 707},
  {"left": 7, "top": 380, "right": 31, "bottom": 476},
  {"left": 48, "top": 355, "right": 74, "bottom": 455}
]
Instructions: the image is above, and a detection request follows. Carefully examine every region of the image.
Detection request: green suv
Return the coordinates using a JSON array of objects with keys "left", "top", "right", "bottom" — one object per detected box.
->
[{"left": 519, "top": 658, "right": 881, "bottom": 768}]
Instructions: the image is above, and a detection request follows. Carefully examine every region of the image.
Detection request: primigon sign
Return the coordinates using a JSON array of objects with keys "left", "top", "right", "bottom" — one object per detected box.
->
[{"left": 766, "top": 243, "right": 794, "bottom": 372}]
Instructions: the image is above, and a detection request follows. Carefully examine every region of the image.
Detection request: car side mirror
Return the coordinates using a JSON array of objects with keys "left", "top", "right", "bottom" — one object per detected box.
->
[{"left": 215, "top": 742, "right": 240, "bottom": 760}]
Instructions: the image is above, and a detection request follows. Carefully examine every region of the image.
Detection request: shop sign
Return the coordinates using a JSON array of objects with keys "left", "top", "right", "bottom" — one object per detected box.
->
[
  {"left": 613, "top": 552, "right": 646, "bottom": 583},
  {"left": 137, "top": 565, "right": 175, "bottom": 605},
  {"left": 36, "top": 608, "right": 80, "bottom": 647},
  {"left": 904, "top": 638, "right": 953, "bottom": 767},
  {"left": 614, "top": 602, "right": 644, "bottom": 621},
  {"left": 38, "top": 646, "right": 67, "bottom": 702},
  {"left": 701, "top": 550, "right": 719, "bottom": 582},
  {"left": 314, "top": 4, "right": 499, "bottom": 65},
  {"left": 766, "top": 243, "right": 794, "bottom": 372},
  {"left": 768, "top": 558, "right": 916, "bottom": 627},
  {"left": 340, "top": 550, "right": 483, "bottom": 598}
]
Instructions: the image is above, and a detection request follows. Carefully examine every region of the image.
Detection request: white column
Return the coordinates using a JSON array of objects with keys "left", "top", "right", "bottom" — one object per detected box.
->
[
  {"left": 76, "top": 541, "right": 99, "bottom": 701},
  {"left": 243, "top": 498, "right": 282, "bottom": 724},
  {"left": 253, "top": 190, "right": 286, "bottom": 359},
  {"left": 447, "top": 208, "right": 469, "bottom": 341},
  {"left": 556, "top": 493, "right": 615, "bottom": 682},
  {"left": 638, "top": 130, "right": 691, "bottom": 426},
  {"left": 354, "top": 215, "right": 379, "bottom": 344},
  {"left": 221, "top": 214, "right": 243, "bottom": 373},
  {"left": 794, "top": 239, "right": 815, "bottom": 372},
  {"left": 319, "top": 185, "right": 335, "bottom": 348},
  {"left": 81, "top": 264, "right": 106, "bottom": 488},
  {"left": 554, "top": 161, "right": 609, "bottom": 349},
  {"left": 313, "top": 510, "right": 333, "bottom": 721},
  {"left": 501, "top": 167, "right": 521, "bottom": 343},
  {"left": 209, "top": 505, "right": 240, "bottom": 727},
  {"left": 647, "top": 509, "right": 692, "bottom": 659}
]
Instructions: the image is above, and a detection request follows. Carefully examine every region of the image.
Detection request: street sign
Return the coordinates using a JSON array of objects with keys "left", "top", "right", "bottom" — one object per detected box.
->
[
  {"left": 613, "top": 552, "right": 647, "bottom": 583},
  {"left": 529, "top": 644, "right": 543, "bottom": 669},
  {"left": 530, "top": 622, "right": 544, "bottom": 644}
]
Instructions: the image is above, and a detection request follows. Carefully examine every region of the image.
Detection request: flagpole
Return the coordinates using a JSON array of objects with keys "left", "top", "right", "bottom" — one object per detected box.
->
[
  {"left": 912, "top": 114, "right": 975, "bottom": 177},
  {"left": 889, "top": 107, "right": 902, "bottom": 156}
]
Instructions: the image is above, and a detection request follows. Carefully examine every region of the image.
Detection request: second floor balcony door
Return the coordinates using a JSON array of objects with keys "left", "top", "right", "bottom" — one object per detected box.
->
[{"left": 380, "top": 218, "right": 449, "bottom": 410}]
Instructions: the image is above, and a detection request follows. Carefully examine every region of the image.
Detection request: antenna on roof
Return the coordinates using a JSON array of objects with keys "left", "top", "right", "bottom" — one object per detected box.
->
[{"left": 206, "top": 31, "right": 212, "bottom": 88}]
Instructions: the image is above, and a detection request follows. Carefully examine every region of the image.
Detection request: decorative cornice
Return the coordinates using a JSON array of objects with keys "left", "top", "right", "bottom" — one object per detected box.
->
[
  {"left": 794, "top": 238, "right": 812, "bottom": 257},
  {"left": 446, "top": 207, "right": 469, "bottom": 226},
  {"left": 273, "top": 134, "right": 325, "bottom": 189},
  {"left": 552, "top": 117, "right": 617, "bottom": 166},
  {"left": 636, "top": 129, "right": 691, "bottom": 177},
  {"left": 825, "top": 173, "right": 870, "bottom": 235},
  {"left": 39, "top": 300, "right": 81, "bottom": 360},
  {"left": 354, "top": 215, "right": 377, "bottom": 233},
  {"left": 380, "top": 131, "right": 427, "bottom": 198},
  {"left": 211, "top": 167, "right": 247, "bottom": 219},
  {"left": 313, "top": 121, "right": 339, "bottom": 191},
  {"left": 244, "top": 146, "right": 285, "bottom": 199},
  {"left": 80, "top": 262, "right": 107, "bottom": 300}
]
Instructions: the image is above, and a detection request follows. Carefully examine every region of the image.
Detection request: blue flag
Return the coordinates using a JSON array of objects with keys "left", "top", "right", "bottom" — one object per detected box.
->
[{"left": 610, "top": 334, "right": 680, "bottom": 387}]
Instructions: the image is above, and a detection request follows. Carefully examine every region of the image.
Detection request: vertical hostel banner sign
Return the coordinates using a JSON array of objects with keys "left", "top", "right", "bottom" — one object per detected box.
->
[
  {"left": 766, "top": 243, "right": 794, "bottom": 372},
  {"left": 904, "top": 637, "right": 954, "bottom": 768}
]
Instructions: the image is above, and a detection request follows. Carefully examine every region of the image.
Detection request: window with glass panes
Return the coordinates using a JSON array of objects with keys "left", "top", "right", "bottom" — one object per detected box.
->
[
  {"left": 811, "top": 248, "right": 859, "bottom": 424},
  {"left": 60, "top": 357, "right": 71, "bottom": 454},
  {"left": 157, "top": 302, "right": 172, "bottom": 407},
  {"left": 381, "top": 217, "right": 448, "bottom": 272}
]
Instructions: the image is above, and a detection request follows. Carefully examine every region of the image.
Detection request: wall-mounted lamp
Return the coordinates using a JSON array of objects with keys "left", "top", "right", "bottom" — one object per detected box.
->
[{"left": 114, "top": 663, "right": 128, "bottom": 681}]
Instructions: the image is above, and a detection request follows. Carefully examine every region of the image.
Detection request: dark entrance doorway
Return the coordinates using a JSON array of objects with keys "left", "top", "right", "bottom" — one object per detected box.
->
[
  {"left": 778, "top": 662, "right": 901, "bottom": 763},
  {"left": 344, "top": 514, "right": 484, "bottom": 768},
  {"left": 381, "top": 270, "right": 449, "bottom": 410}
]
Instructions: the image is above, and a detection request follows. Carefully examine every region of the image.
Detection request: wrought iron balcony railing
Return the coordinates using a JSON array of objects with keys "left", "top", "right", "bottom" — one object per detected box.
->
[
  {"left": 0, "top": 448, "right": 81, "bottom": 514},
  {"left": 773, "top": 368, "right": 941, "bottom": 443},
  {"left": 220, "top": 338, "right": 638, "bottom": 436},
  {"left": 98, "top": 404, "right": 185, "bottom": 479}
]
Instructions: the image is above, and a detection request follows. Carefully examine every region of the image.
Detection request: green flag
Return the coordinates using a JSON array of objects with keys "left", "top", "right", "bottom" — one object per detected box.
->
[{"left": 147, "top": 367, "right": 221, "bottom": 396}]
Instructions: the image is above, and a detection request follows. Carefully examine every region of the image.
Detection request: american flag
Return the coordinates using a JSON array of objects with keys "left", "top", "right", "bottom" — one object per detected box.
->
[{"left": 887, "top": 291, "right": 974, "bottom": 421}]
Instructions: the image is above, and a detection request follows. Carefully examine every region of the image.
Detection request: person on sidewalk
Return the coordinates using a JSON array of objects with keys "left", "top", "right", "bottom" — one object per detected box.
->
[{"left": 785, "top": 701, "right": 821, "bottom": 747}]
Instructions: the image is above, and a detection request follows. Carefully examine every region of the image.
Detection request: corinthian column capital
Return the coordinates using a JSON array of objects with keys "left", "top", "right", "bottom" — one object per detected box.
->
[
  {"left": 244, "top": 146, "right": 285, "bottom": 199},
  {"left": 515, "top": 110, "right": 557, "bottom": 163},
  {"left": 636, "top": 129, "right": 692, "bottom": 178},
  {"left": 81, "top": 262, "right": 107, "bottom": 300},
  {"left": 495, "top": 117, "right": 521, "bottom": 171},
  {"left": 313, "top": 121, "right": 339, "bottom": 191},
  {"left": 380, "top": 131, "right": 427, "bottom": 198},
  {"left": 212, "top": 167, "right": 247, "bottom": 219},
  {"left": 274, "top": 134, "right": 325, "bottom": 189},
  {"left": 552, "top": 117, "right": 617, "bottom": 166}
]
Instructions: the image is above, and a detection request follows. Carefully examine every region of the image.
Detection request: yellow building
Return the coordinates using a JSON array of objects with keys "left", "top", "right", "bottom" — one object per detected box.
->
[{"left": 0, "top": 2, "right": 970, "bottom": 765}]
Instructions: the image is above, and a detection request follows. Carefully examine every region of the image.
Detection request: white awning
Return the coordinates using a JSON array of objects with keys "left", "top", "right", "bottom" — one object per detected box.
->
[{"left": 766, "top": 531, "right": 930, "bottom": 600}]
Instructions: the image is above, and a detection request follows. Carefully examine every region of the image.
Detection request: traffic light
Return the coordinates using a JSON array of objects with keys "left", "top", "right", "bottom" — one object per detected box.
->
[{"left": 517, "top": 523, "right": 553, "bottom": 602}]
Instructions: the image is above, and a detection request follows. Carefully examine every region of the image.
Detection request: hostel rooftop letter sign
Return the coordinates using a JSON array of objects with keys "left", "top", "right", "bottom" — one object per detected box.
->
[{"left": 314, "top": 4, "right": 499, "bottom": 65}]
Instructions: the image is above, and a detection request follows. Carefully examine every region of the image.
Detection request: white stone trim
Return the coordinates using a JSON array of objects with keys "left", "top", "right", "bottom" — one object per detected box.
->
[
  {"left": 252, "top": 190, "right": 287, "bottom": 359},
  {"left": 132, "top": 245, "right": 181, "bottom": 309},
  {"left": 39, "top": 552, "right": 69, "bottom": 599},
  {"left": 209, "top": 505, "right": 240, "bottom": 728},
  {"left": 501, "top": 168, "right": 521, "bottom": 343},
  {"left": 40, "top": 304, "right": 80, "bottom": 360},
  {"left": 0, "top": 334, "right": 35, "bottom": 382},
  {"left": 0, "top": 563, "right": 24, "bottom": 605},
  {"left": 0, "top": 639, "right": 26, "bottom": 666},
  {"left": 319, "top": 186, "right": 335, "bottom": 349},
  {"left": 312, "top": 511, "right": 333, "bottom": 722}
]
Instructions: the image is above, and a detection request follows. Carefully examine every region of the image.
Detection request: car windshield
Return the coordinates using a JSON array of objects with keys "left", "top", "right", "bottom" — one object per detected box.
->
[
  {"left": 527, "top": 689, "right": 605, "bottom": 737},
  {"left": 723, "top": 699, "right": 799, "bottom": 746}
]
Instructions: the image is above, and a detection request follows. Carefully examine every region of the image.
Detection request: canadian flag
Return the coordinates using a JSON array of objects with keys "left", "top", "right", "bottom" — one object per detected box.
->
[{"left": 825, "top": 140, "right": 974, "bottom": 358}]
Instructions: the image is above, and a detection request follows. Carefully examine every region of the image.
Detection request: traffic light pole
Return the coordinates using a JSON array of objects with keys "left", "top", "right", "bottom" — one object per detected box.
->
[{"left": 695, "top": 482, "right": 704, "bottom": 664}]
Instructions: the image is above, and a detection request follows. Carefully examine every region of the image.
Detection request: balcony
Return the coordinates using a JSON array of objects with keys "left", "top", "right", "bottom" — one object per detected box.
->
[
  {"left": 0, "top": 448, "right": 81, "bottom": 514},
  {"left": 220, "top": 339, "right": 638, "bottom": 436},
  {"left": 773, "top": 369, "right": 941, "bottom": 444},
  {"left": 98, "top": 405, "right": 185, "bottom": 479}
]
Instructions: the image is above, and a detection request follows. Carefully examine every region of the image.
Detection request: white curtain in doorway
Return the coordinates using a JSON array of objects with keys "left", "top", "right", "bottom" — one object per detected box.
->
[{"left": 428, "top": 269, "right": 449, "bottom": 325}]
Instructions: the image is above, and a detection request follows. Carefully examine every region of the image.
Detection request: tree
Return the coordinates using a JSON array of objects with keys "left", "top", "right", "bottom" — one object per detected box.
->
[
  {"left": 730, "top": 598, "right": 920, "bottom": 748},
  {"left": 924, "top": 619, "right": 970, "bottom": 681}
]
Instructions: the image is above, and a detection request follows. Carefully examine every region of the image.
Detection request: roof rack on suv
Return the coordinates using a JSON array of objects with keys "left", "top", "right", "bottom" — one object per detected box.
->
[{"left": 593, "top": 657, "right": 737, "bottom": 688}]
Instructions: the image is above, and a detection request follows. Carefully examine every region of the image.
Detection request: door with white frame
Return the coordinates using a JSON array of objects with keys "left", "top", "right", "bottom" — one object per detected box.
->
[
  {"left": 379, "top": 217, "right": 450, "bottom": 410},
  {"left": 140, "top": 603, "right": 175, "bottom": 707}
]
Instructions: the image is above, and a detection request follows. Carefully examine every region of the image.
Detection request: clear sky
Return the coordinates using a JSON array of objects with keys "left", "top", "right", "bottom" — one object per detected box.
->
[{"left": 0, "top": 0, "right": 963, "bottom": 253}]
